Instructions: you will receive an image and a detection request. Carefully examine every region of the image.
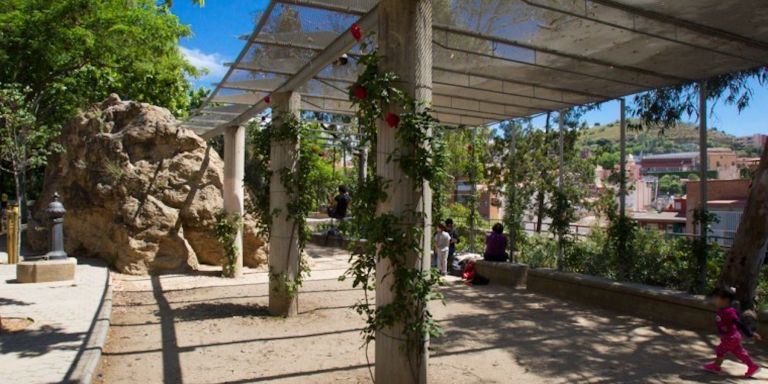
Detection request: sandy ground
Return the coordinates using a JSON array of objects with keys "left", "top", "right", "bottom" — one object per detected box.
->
[{"left": 96, "top": 245, "right": 768, "bottom": 384}]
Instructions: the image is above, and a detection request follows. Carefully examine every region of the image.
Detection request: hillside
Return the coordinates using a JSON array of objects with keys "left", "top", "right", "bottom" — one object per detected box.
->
[{"left": 580, "top": 120, "right": 737, "bottom": 154}]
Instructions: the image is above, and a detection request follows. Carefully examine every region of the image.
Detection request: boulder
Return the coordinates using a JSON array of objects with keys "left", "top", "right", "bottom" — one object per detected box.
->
[{"left": 28, "top": 94, "right": 268, "bottom": 274}]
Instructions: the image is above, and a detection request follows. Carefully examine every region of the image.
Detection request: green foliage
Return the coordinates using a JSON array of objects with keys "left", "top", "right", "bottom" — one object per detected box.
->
[
  {"left": 214, "top": 210, "right": 242, "bottom": 278},
  {"left": 658, "top": 174, "right": 683, "bottom": 195},
  {"left": 341, "top": 42, "right": 445, "bottom": 371},
  {"left": 0, "top": 84, "right": 62, "bottom": 204},
  {"left": 0, "top": 0, "right": 198, "bottom": 124},
  {"left": 631, "top": 68, "right": 768, "bottom": 129},
  {"left": 249, "top": 114, "right": 326, "bottom": 296},
  {"left": 520, "top": 227, "right": 726, "bottom": 294}
]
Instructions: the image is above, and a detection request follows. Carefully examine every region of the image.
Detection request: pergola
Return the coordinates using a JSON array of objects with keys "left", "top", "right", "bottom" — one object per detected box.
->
[{"left": 182, "top": 1, "right": 768, "bottom": 383}]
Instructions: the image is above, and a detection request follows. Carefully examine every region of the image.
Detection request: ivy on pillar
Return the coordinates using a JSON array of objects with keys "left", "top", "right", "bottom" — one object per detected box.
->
[
  {"left": 223, "top": 124, "right": 245, "bottom": 278},
  {"left": 376, "top": 0, "right": 433, "bottom": 383},
  {"left": 268, "top": 91, "right": 301, "bottom": 317}
]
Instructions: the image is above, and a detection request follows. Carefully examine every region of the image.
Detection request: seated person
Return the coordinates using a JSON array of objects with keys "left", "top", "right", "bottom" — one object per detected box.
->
[
  {"left": 327, "top": 185, "right": 350, "bottom": 220},
  {"left": 483, "top": 223, "right": 508, "bottom": 262}
]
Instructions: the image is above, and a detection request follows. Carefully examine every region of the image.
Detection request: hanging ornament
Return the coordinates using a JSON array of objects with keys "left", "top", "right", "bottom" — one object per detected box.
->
[
  {"left": 263, "top": 95, "right": 271, "bottom": 104},
  {"left": 467, "top": 143, "right": 473, "bottom": 151},
  {"left": 353, "top": 84, "right": 367, "bottom": 101},
  {"left": 385, "top": 112, "right": 400, "bottom": 128},
  {"left": 350, "top": 23, "right": 362, "bottom": 42}
]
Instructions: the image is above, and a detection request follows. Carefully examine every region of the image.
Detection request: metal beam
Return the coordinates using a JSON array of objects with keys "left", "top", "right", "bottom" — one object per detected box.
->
[
  {"left": 434, "top": 40, "right": 655, "bottom": 89},
  {"left": 589, "top": 0, "right": 768, "bottom": 52},
  {"left": 198, "top": 1, "right": 276, "bottom": 112},
  {"left": 433, "top": 23, "right": 692, "bottom": 83},
  {"left": 210, "top": 4, "right": 379, "bottom": 139},
  {"left": 521, "top": 0, "right": 765, "bottom": 64},
  {"left": 275, "top": 0, "right": 369, "bottom": 15}
]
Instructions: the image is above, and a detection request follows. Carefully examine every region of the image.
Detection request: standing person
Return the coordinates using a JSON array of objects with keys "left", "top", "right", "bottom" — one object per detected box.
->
[
  {"left": 434, "top": 222, "right": 451, "bottom": 276},
  {"left": 483, "top": 223, "right": 508, "bottom": 262},
  {"left": 445, "top": 218, "right": 460, "bottom": 272},
  {"left": 703, "top": 287, "right": 761, "bottom": 377}
]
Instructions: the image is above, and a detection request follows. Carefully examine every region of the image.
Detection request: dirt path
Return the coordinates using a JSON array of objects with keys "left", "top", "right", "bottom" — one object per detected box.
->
[{"left": 96, "top": 245, "right": 768, "bottom": 383}]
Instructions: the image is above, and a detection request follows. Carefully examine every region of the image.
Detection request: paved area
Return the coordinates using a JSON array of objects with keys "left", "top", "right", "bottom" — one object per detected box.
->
[
  {"left": 0, "top": 258, "right": 109, "bottom": 384},
  {"left": 97, "top": 244, "right": 768, "bottom": 383}
]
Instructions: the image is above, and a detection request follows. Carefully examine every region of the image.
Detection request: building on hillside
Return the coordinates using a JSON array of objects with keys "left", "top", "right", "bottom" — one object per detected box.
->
[
  {"left": 736, "top": 157, "right": 761, "bottom": 174},
  {"left": 685, "top": 179, "right": 751, "bottom": 245},
  {"left": 638, "top": 148, "right": 740, "bottom": 180},
  {"left": 735, "top": 134, "right": 768, "bottom": 149},
  {"left": 452, "top": 180, "right": 503, "bottom": 221},
  {"left": 631, "top": 211, "right": 687, "bottom": 233}
]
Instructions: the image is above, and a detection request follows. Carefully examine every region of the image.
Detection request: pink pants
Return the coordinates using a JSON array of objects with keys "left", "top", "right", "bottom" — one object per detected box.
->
[{"left": 716, "top": 336, "right": 755, "bottom": 367}]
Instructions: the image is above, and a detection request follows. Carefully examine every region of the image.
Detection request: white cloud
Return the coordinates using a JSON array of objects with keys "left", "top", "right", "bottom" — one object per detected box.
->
[{"left": 179, "top": 46, "right": 228, "bottom": 84}]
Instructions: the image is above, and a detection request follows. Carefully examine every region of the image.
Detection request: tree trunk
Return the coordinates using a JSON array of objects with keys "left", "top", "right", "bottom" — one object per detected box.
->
[
  {"left": 718, "top": 141, "right": 768, "bottom": 312},
  {"left": 535, "top": 112, "right": 551, "bottom": 233}
]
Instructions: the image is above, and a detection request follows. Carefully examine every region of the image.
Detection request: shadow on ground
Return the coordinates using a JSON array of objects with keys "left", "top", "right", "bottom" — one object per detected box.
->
[
  {"left": 0, "top": 325, "right": 84, "bottom": 358},
  {"left": 432, "top": 283, "right": 766, "bottom": 383}
]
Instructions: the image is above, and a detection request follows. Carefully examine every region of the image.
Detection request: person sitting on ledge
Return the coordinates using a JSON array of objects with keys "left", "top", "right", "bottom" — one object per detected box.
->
[{"left": 483, "top": 223, "right": 508, "bottom": 262}]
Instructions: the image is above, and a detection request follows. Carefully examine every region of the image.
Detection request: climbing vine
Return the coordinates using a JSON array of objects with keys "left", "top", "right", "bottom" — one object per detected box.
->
[
  {"left": 214, "top": 210, "right": 242, "bottom": 278},
  {"left": 340, "top": 30, "right": 446, "bottom": 378},
  {"left": 249, "top": 114, "right": 321, "bottom": 297}
]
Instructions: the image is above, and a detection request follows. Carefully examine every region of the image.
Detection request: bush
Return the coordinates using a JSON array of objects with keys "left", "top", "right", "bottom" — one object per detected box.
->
[{"left": 522, "top": 225, "right": 730, "bottom": 295}]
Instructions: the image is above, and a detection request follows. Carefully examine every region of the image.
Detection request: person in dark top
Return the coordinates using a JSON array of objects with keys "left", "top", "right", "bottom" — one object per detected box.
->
[
  {"left": 445, "top": 218, "right": 460, "bottom": 271},
  {"left": 483, "top": 223, "right": 508, "bottom": 262},
  {"left": 328, "top": 185, "right": 350, "bottom": 220}
]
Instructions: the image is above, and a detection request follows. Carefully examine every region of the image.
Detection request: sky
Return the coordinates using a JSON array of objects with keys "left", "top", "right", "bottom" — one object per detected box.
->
[{"left": 172, "top": 1, "right": 767, "bottom": 137}]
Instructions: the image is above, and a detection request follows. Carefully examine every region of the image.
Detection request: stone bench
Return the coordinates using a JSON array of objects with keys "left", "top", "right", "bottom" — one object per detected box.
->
[
  {"left": 474, "top": 261, "right": 528, "bottom": 288},
  {"left": 527, "top": 268, "right": 768, "bottom": 332}
]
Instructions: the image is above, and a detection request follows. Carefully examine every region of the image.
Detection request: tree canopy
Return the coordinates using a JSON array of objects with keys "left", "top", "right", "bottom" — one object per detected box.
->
[{"left": 0, "top": 0, "right": 199, "bottom": 127}]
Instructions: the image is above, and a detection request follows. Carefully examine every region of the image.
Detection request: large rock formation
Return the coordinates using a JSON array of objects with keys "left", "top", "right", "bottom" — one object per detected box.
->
[{"left": 28, "top": 95, "right": 267, "bottom": 274}]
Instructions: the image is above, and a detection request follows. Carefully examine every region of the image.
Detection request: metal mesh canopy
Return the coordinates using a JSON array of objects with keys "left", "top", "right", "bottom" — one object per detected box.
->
[{"left": 184, "top": 0, "right": 768, "bottom": 138}]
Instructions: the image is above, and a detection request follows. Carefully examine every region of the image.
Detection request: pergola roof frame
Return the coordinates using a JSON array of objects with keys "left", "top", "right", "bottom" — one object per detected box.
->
[{"left": 184, "top": 0, "right": 768, "bottom": 139}]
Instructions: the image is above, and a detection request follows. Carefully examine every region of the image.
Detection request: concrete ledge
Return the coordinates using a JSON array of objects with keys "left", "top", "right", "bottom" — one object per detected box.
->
[
  {"left": 475, "top": 261, "right": 528, "bottom": 288},
  {"left": 16, "top": 257, "right": 77, "bottom": 283},
  {"left": 65, "top": 269, "right": 112, "bottom": 384},
  {"left": 527, "top": 268, "right": 768, "bottom": 331}
]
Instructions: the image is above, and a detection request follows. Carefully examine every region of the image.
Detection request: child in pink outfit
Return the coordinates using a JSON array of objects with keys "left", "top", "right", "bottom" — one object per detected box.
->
[{"left": 703, "top": 287, "right": 762, "bottom": 377}]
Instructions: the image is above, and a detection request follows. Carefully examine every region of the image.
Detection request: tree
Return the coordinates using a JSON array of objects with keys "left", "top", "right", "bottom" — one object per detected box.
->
[
  {"left": 0, "top": 85, "right": 60, "bottom": 211},
  {"left": 631, "top": 68, "right": 768, "bottom": 309},
  {"left": 658, "top": 174, "right": 682, "bottom": 195},
  {"left": 0, "top": 0, "right": 199, "bottom": 203},
  {"left": 596, "top": 151, "right": 620, "bottom": 170},
  {"left": 718, "top": 142, "right": 768, "bottom": 314}
]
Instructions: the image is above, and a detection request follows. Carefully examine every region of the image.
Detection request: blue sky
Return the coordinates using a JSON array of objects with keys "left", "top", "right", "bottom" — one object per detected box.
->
[{"left": 172, "top": 1, "right": 766, "bottom": 137}]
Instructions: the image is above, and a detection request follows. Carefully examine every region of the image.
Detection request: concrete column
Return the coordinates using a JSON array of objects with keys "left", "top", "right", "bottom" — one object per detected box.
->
[
  {"left": 619, "top": 98, "right": 627, "bottom": 217},
  {"left": 223, "top": 124, "right": 245, "bottom": 278},
  {"left": 376, "top": 0, "right": 432, "bottom": 383},
  {"left": 269, "top": 91, "right": 301, "bottom": 317}
]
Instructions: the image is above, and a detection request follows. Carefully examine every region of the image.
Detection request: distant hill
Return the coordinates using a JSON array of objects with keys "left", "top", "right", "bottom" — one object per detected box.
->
[{"left": 580, "top": 120, "right": 738, "bottom": 155}]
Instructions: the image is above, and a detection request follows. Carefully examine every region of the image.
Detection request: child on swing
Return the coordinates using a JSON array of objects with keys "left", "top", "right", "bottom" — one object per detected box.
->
[{"left": 703, "top": 286, "right": 762, "bottom": 377}]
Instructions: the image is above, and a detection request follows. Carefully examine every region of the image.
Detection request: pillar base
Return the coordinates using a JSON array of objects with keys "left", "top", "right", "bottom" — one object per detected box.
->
[
  {"left": 16, "top": 257, "right": 77, "bottom": 283},
  {"left": 268, "top": 294, "right": 298, "bottom": 317}
]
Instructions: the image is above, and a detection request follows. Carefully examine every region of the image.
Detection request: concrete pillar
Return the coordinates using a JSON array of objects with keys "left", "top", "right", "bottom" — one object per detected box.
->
[
  {"left": 269, "top": 91, "right": 301, "bottom": 317},
  {"left": 223, "top": 124, "right": 245, "bottom": 278},
  {"left": 376, "top": 0, "right": 432, "bottom": 383},
  {"left": 619, "top": 98, "right": 627, "bottom": 217}
]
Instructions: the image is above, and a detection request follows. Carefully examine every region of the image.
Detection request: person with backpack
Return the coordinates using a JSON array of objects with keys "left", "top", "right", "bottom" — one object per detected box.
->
[
  {"left": 702, "top": 286, "right": 762, "bottom": 377},
  {"left": 445, "top": 218, "right": 460, "bottom": 272}
]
